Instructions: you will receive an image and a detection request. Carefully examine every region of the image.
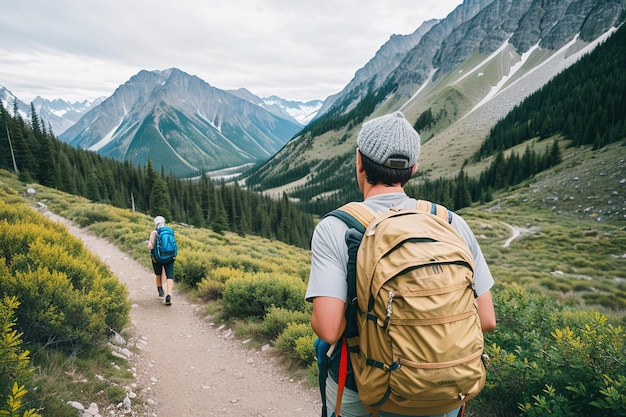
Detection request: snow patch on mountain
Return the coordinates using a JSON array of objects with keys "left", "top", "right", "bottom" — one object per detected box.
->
[
  {"left": 466, "top": 26, "right": 617, "bottom": 117},
  {"left": 90, "top": 119, "right": 123, "bottom": 152},
  {"left": 464, "top": 40, "right": 540, "bottom": 115},
  {"left": 262, "top": 96, "right": 322, "bottom": 125}
]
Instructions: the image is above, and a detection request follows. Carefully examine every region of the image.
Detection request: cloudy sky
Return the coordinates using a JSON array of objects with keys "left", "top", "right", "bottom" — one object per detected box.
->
[{"left": 1, "top": 0, "right": 463, "bottom": 104}]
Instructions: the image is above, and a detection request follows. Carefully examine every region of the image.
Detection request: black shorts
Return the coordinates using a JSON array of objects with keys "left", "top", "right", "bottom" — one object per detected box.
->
[{"left": 151, "top": 257, "right": 175, "bottom": 279}]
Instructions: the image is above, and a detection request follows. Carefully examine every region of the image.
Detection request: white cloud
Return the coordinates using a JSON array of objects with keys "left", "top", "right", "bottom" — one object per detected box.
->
[{"left": 0, "top": 0, "right": 462, "bottom": 103}]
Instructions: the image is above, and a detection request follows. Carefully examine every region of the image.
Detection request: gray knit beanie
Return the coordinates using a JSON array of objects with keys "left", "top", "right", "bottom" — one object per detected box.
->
[{"left": 356, "top": 111, "right": 420, "bottom": 169}]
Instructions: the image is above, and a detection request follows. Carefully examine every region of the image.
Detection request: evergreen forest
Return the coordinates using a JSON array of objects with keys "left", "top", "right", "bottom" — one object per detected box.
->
[{"left": 0, "top": 103, "right": 315, "bottom": 249}]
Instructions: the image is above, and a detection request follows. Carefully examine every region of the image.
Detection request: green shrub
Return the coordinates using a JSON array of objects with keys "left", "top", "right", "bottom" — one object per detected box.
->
[
  {"left": 6, "top": 267, "right": 107, "bottom": 349},
  {"left": 0, "top": 204, "right": 129, "bottom": 351},
  {"left": 208, "top": 266, "right": 245, "bottom": 283},
  {"left": 274, "top": 322, "right": 316, "bottom": 367},
  {"left": 222, "top": 272, "right": 306, "bottom": 319},
  {"left": 473, "top": 284, "right": 626, "bottom": 417},
  {"left": 582, "top": 292, "right": 626, "bottom": 310},
  {"left": 196, "top": 278, "right": 225, "bottom": 301},
  {"left": 194, "top": 265, "right": 248, "bottom": 298},
  {"left": 259, "top": 306, "right": 311, "bottom": 341},
  {"left": 71, "top": 205, "right": 115, "bottom": 227},
  {"left": 587, "top": 374, "right": 626, "bottom": 415},
  {"left": 177, "top": 255, "right": 209, "bottom": 287},
  {"left": 294, "top": 333, "right": 317, "bottom": 368},
  {"left": 0, "top": 296, "right": 40, "bottom": 417}
]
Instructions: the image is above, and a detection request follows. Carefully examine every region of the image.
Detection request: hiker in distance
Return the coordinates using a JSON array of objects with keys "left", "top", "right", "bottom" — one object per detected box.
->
[
  {"left": 306, "top": 111, "right": 497, "bottom": 417},
  {"left": 148, "top": 215, "right": 178, "bottom": 306}
]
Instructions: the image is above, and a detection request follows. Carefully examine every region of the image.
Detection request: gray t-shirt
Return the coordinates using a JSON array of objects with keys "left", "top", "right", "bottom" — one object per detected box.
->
[{"left": 306, "top": 193, "right": 494, "bottom": 302}]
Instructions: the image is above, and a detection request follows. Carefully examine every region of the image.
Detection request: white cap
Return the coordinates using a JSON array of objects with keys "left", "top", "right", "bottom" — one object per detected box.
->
[{"left": 154, "top": 216, "right": 165, "bottom": 228}]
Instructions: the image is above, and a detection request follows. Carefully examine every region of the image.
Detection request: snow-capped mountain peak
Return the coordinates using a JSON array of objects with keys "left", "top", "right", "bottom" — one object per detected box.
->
[{"left": 227, "top": 88, "right": 322, "bottom": 125}]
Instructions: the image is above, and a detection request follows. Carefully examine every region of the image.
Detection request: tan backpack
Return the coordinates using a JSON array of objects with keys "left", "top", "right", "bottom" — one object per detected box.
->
[{"left": 327, "top": 200, "right": 486, "bottom": 416}]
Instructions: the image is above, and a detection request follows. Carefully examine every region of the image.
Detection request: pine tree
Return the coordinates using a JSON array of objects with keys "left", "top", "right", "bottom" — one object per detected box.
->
[
  {"left": 454, "top": 169, "right": 472, "bottom": 210},
  {"left": 210, "top": 190, "right": 228, "bottom": 234},
  {"left": 149, "top": 177, "right": 171, "bottom": 219},
  {"left": 548, "top": 140, "right": 562, "bottom": 166}
]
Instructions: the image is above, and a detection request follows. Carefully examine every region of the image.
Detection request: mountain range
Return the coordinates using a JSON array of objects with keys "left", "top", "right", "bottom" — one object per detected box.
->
[
  {"left": 0, "top": 84, "right": 320, "bottom": 138},
  {"left": 248, "top": 0, "right": 626, "bottom": 201},
  {"left": 0, "top": 78, "right": 322, "bottom": 179},
  {"left": 55, "top": 69, "right": 318, "bottom": 178},
  {"left": 0, "top": 87, "right": 104, "bottom": 136},
  {"left": 3, "top": 0, "right": 625, "bottom": 186}
]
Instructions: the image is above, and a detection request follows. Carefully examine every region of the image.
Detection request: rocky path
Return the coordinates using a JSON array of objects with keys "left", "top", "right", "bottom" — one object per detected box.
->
[
  {"left": 45, "top": 212, "right": 321, "bottom": 417},
  {"left": 501, "top": 222, "right": 539, "bottom": 248}
]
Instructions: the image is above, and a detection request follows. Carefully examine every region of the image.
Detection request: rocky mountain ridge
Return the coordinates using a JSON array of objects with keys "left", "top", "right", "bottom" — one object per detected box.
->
[
  {"left": 250, "top": 0, "right": 626, "bottom": 203},
  {"left": 4, "top": 0, "right": 625, "bottom": 185},
  {"left": 1, "top": 78, "right": 321, "bottom": 179},
  {"left": 57, "top": 69, "right": 305, "bottom": 178},
  {"left": 0, "top": 86, "right": 103, "bottom": 135}
]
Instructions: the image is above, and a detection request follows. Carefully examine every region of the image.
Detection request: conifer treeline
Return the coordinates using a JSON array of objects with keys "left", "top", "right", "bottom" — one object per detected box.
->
[
  {"left": 408, "top": 140, "right": 563, "bottom": 210},
  {"left": 0, "top": 104, "right": 314, "bottom": 248},
  {"left": 280, "top": 135, "right": 563, "bottom": 216}
]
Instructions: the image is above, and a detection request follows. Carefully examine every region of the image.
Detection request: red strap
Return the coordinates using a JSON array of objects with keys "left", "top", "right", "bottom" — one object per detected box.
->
[{"left": 335, "top": 336, "right": 348, "bottom": 417}]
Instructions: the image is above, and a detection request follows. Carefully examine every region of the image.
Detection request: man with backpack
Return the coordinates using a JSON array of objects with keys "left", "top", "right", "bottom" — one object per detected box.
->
[
  {"left": 148, "top": 215, "right": 178, "bottom": 306},
  {"left": 306, "top": 111, "right": 496, "bottom": 417}
]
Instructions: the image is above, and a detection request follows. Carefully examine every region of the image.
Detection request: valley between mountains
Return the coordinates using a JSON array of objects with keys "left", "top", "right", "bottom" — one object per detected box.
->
[{"left": 44, "top": 210, "right": 321, "bottom": 417}]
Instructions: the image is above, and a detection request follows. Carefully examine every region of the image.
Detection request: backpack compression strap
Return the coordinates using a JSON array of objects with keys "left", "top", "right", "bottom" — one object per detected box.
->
[
  {"left": 325, "top": 201, "right": 374, "bottom": 326},
  {"left": 316, "top": 338, "right": 331, "bottom": 417},
  {"left": 335, "top": 335, "right": 348, "bottom": 417}
]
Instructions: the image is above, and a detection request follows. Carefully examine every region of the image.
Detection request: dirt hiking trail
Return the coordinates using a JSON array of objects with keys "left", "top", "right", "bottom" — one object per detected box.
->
[{"left": 46, "top": 211, "right": 322, "bottom": 417}]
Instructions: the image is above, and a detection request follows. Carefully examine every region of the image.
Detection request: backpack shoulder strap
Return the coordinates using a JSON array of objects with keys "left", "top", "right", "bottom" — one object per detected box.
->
[
  {"left": 317, "top": 202, "right": 374, "bottom": 416},
  {"left": 324, "top": 201, "right": 373, "bottom": 308},
  {"left": 328, "top": 200, "right": 452, "bottom": 227},
  {"left": 416, "top": 199, "right": 453, "bottom": 224},
  {"left": 325, "top": 201, "right": 376, "bottom": 233}
]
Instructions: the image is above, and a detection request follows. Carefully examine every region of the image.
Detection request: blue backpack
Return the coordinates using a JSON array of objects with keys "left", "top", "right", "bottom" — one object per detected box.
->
[{"left": 154, "top": 226, "right": 178, "bottom": 263}]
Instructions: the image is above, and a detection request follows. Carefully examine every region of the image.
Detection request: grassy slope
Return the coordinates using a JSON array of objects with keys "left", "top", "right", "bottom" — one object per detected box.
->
[
  {"left": 2, "top": 138, "right": 624, "bottom": 317},
  {"left": 457, "top": 141, "right": 625, "bottom": 313},
  {"left": 0, "top": 141, "right": 623, "bottom": 414}
]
